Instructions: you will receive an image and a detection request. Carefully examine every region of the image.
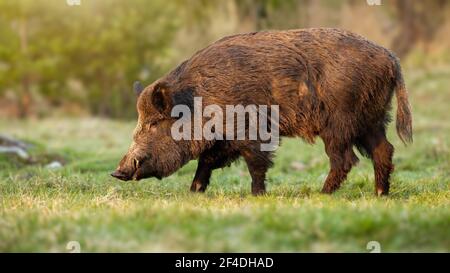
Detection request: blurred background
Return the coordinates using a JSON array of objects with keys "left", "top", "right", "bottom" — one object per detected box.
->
[
  {"left": 1, "top": 0, "right": 450, "bottom": 252},
  {"left": 1, "top": 0, "right": 449, "bottom": 119}
]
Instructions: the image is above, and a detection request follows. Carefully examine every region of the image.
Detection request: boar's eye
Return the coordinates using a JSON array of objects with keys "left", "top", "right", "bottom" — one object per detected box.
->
[{"left": 146, "top": 121, "right": 160, "bottom": 132}]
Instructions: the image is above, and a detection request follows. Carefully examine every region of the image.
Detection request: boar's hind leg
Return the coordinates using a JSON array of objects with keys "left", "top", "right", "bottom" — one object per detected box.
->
[
  {"left": 241, "top": 148, "right": 273, "bottom": 196},
  {"left": 321, "top": 139, "right": 359, "bottom": 194},
  {"left": 190, "top": 147, "right": 240, "bottom": 193},
  {"left": 356, "top": 129, "right": 394, "bottom": 196}
]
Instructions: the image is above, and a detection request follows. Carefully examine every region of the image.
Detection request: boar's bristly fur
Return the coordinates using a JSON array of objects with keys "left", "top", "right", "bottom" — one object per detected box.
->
[{"left": 111, "top": 28, "right": 412, "bottom": 196}]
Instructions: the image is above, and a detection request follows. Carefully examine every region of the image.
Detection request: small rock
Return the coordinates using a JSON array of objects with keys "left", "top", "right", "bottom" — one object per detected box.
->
[
  {"left": 46, "top": 161, "right": 63, "bottom": 169},
  {"left": 0, "top": 135, "right": 32, "bottom": 149},
  {"left": 290, "top": 161, "right": 306, "bottom": 171},
  {"left": 0, "top": 146, "right": 29, "bottom": 160}
]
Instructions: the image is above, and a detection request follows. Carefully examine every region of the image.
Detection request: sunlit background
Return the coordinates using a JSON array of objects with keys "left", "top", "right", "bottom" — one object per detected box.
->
[
  {"left": 0, "top": 0, "right": 449, "bottom": 252},
  {"left": 1, "top": 0, "right": 449, "bottom": 119}
]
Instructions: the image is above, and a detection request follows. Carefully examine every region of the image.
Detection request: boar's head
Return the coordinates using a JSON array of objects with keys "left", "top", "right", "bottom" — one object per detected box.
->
[{"left": 111, "top": 80, "right": 199, "bottom": 181}]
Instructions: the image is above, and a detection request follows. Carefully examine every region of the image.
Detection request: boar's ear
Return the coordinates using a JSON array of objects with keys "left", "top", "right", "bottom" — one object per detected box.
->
[
  {"left": 133, "top": 81, "right": 144, "bottom": 96},
  {"left": 151, "top": 82, "right": 172, "bottom": 114},
  {"left": 151, "top": 83, "right": 195, "bottom": 115}
]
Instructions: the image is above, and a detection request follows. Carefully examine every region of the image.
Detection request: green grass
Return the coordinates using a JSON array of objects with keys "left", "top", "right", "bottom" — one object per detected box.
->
[{"left": 0, "top": 67, "right": 449, "bottom": 252}]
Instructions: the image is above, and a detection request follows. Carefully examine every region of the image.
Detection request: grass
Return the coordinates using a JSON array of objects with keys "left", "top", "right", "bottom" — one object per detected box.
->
[{"left": 0, "top": 67, "right": 449, "bottom": 252}]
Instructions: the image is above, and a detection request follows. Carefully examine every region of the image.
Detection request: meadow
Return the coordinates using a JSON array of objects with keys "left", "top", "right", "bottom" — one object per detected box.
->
[{"left": 0, "top": 67, "right": 449, "bottom": 252}]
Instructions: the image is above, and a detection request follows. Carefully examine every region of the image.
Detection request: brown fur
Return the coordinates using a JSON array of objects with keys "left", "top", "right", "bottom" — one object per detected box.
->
[{"left": 111, "top": 28, "right": 413, "bottom": 196}]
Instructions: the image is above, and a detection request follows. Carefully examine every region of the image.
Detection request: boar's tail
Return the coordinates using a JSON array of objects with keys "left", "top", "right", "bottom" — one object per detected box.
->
[{"left": 394, "top": 62, "right": 413, "bottom": 145}]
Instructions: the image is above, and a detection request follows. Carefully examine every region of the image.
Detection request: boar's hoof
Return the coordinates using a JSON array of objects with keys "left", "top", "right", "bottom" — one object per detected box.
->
[
  {"left": 320, "top": 187, "right": 336, "bottom": 194},
  {"left": 251, "top": 188, "right": 266, "bottom": 196},
  {"left": 376, "top": 188, "right": 389, "bottom": 197},
  {"left": 190, "top": 180, "right": 207, "bottom": 193}
]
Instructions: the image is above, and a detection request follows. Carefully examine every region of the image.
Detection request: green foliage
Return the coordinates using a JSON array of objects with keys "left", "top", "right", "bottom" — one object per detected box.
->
[
  {"left": 1, "top": 0, "right": 449, "bottom": 118},
  {"left": 0, "top": 0, "right": 183, "bottom": 118}
]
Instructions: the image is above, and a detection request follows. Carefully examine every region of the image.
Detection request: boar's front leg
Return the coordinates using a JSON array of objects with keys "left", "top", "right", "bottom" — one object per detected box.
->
[
  {"left": 190, "top": 158, "right": 212, "bottom": 192},
  {"left": 190, "top": 143, "right": 240, "bottom": 193},
  {"left": 241, "top": 148, "right": 273, "bottom": 196}
]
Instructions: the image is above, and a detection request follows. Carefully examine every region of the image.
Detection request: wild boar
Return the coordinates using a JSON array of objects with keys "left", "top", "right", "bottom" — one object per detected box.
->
[{"left": 111, "top": 28, "right": 412, "bottom": 196}]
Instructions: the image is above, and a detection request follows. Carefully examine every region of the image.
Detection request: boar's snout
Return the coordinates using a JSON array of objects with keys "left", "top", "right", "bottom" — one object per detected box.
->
[
  {"left": 111, "top": 151, "right": 159, "bottom": 181},
  {"left": 110, "top": 170, "right": 130, "bottom": 181},
  {"left": 111, "top": 153, "right": 143, "bottom": 181}
]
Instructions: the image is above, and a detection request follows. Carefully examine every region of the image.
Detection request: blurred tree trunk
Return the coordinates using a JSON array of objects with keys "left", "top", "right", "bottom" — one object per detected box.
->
[
  {"left": 255, "top": 1, "right": 268, "bottom": 30},
  {"left": 234, "top": 0, "right": 269, "bottom": 30},
  {"left": 19, "top": 17, "right": 31, "bottom": 118},
  {"left": 392, "top": 0, "right": 448, "bottom": 58},
  {"left": 234, "top": 0, "right": 311, "bottom": 32}
]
